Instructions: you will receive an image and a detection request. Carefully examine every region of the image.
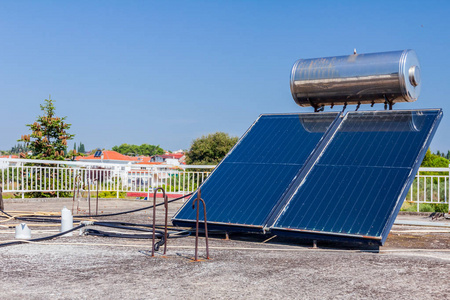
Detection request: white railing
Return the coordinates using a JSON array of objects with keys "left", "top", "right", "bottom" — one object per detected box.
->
[
  {"left": 1, "top": 158, "right": 449, "bottom": 211},
  {"left": 0, "top": 158, "right": 213, "bottom": 198},
  {"left": 407, "top": 167, "right": 450, "bottom": 212}
]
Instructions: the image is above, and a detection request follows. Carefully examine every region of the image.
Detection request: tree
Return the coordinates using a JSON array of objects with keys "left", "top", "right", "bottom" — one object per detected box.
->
[
  {"left": 111, "top": 143, "right": 164, "bottom": 156},
  {"left": 186, "top": 132, "right": 238, "bottom": 165},
  {"left": 421, "top": 149, "right": 449, "bottom": 167},
  {"left": 7, "top": 143, "right": 29, "bottom": 154},
  {"left": 78, "top": 142, "right": 85, "bottom": 154},
  {"left": 18, "top": 96, "right": 74, "bottom": 159}
]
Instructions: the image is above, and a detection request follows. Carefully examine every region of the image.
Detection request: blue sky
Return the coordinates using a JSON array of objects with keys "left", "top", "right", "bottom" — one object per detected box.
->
[{"left": 1, "top": 1, "right": 449, "bottom": 152}]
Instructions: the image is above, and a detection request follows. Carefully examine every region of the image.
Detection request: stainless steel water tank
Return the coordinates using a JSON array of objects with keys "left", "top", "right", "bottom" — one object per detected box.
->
[{"left": 290, "top": 50, "right": 421, "bottom": 109}]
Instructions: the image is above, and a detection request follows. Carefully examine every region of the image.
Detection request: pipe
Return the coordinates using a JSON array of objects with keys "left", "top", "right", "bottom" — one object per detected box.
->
[
  {"left": 2, "top": 193, "right": 192, "bottom": 220},
  {"left": 0, "top": 224, "right": 86, "bottom": 248}
]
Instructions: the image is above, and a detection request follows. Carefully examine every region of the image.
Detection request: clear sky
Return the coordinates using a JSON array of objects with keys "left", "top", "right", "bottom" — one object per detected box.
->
[{"left": 1, "top": 1, "right": 449, "bottom": 152}]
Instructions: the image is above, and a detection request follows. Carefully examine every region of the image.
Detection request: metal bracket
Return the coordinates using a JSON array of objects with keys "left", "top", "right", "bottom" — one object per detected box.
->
[
  {"left": 384, "top": 95, "right": 395, "bottom": 110},
  {"left": 314, "top": 105, "right": 325, "bottom": 112}
]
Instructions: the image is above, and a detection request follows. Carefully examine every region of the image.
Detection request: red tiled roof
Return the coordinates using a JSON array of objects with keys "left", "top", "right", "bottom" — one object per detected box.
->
[
  {"left": 76, "top": 150, "right": 139, "bottom": 161},
  {"left": 75, "top": 151, "right": 184, "bottom": 163},
  {"left": 0, "top": 155, "right": 19, "bottom": 158}
]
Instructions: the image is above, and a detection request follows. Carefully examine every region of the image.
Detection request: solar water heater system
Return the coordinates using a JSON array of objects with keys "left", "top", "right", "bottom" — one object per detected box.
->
[{"left": 172, "top": 50, "right": 443, "bottom": 246}]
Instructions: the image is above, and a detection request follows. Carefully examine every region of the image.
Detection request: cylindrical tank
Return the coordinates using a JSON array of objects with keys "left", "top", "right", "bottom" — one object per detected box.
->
[
  {"left": 290, "top": 50, "right": 421, "bottom": 109},
  {"left": 61, "top": 206, "right": 73, "bottom": 237}
]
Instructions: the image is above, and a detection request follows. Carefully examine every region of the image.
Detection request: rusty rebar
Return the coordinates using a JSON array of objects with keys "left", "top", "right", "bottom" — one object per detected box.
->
[
  {"left": 192, "top": 189, "right": 209, "bottom": 261},
  {"left": 151, "top": 187, "right": 168, "bottom": 257}
]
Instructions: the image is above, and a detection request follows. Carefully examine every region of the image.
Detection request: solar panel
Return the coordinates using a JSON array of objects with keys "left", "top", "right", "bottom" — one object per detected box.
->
[
  {"left": 94, "top": 150, "right": 102, "bottom": 158},
  {"left": 172, "top": 112, "right": 340, "bottom": 230},
  {"left": 172, "top": 109, "right": 442, "bottom": 245},
  {"left": 269, "top": 109, "right": 442, "bottom": 244}
]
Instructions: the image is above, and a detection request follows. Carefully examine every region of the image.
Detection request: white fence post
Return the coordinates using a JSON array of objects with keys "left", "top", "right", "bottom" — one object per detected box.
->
[{"left": 3, "top": 158, "right": 449, "bottom": 209}]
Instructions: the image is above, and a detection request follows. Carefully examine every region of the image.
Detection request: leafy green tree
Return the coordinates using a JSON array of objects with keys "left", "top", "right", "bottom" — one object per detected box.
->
[
  {"left": 112, "top": 143, "right": 164, "bottom": 156},
  {"left": 7, "top": 143, "right": 29, "bottom": 154},
  {"left": 15, "top": 97, "right": 74, "bottom": 198},
  {"left": 186, "top": 132, "right": 238, "bottom": 165},
  {"left": 421, "top": 149, "right": 449, "bottom": 167},
  {"left": 78, "top": 142, "right": 85, "bottom": 153},
  {"left": 18, "top": 97, "right": 74, "bottom": 159}
]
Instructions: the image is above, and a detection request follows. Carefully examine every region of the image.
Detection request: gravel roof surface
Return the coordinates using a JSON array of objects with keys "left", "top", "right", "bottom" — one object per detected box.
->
[{"left": 1, "top": 198, "right": 449, "bottom": 300}]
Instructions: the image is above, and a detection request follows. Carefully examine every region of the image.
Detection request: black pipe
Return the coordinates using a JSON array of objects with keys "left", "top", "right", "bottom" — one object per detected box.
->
[
  {"left": 0, "top": 193, "right": 192, "bottom": 223},
  {"left": 0, "top": 224, "right": 86, "bottom": 248},
  {"left": 84, "top": 228, "right": 164, "bottom": 239},
  {"left": 0, "top": 221, "right": 191, "bottom": 248}
]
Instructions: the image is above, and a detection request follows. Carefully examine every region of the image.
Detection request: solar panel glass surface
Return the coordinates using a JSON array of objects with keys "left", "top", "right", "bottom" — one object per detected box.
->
[
  {"left": 172, "top": 113, "right": 339, "bottom": 228},
  {"left": 271, "top": 110, "right": 442, "bottom": 243}
]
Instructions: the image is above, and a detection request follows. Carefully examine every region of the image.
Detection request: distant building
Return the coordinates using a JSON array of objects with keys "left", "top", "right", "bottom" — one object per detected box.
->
[
  {"left": 150, "top": 153, "right": 185, "bottom": 165},
  {"left": 76, "top": 150, "right": 138, "bottom": 164},
  {"left": 76, "top": 150, "right": 186, "bottom": 166}
]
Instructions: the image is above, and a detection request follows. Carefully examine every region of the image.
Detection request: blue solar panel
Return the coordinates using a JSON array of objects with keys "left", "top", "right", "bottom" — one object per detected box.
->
[
  {"left": 94, "top": 150, "right": 102, "bottom": 158},
  {"left": 270, "top": 109, "right": 442, "bottom": 244},
  {"left": 172, "top": 109, "right": 442, "bottom": 245},
  {"left": 172, "top": 113, "right": 339, "bottom": 229}
]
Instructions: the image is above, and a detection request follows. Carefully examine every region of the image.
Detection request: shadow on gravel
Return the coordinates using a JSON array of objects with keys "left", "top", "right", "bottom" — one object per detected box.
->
[{"left": 201, "top": 230, "right": 381, "bottom": 252}]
